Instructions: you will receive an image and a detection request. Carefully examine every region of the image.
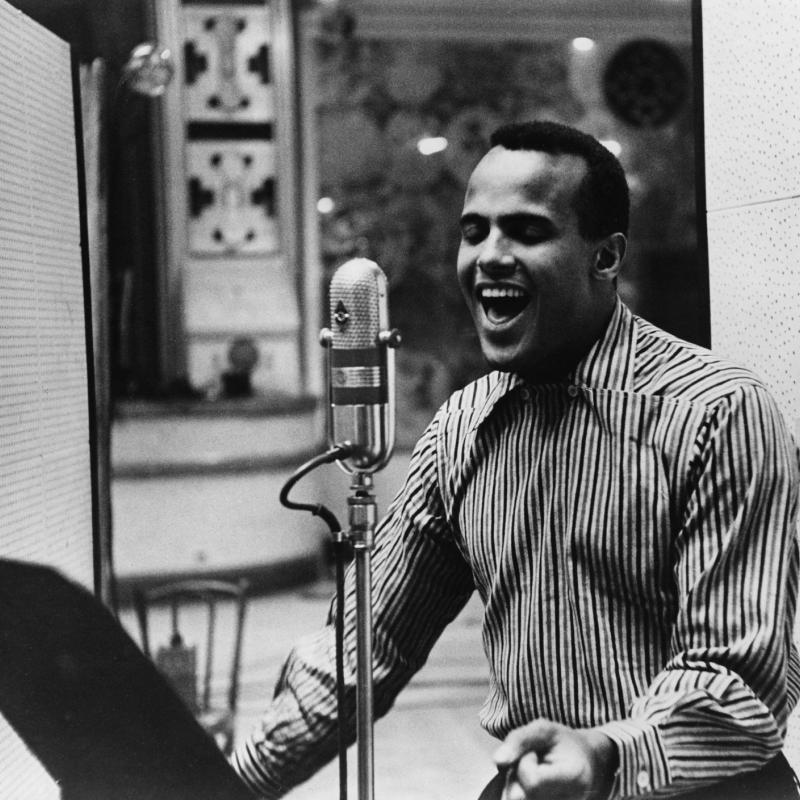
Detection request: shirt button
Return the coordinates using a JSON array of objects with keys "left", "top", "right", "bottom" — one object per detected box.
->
[
  {"left": 567, "top": 384, "right": 579, "bottom": 398},
  {"left": 636, "top": 770, "right": 651, "bottom": 790},
  {"left": 520, "top": 387, "right": 531, "bottom": 401}
]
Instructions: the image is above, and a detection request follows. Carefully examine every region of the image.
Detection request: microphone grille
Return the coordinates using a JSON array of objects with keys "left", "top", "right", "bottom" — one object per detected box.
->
[{"left": 329, "top": 258, "right": 387, "bottom": 348}]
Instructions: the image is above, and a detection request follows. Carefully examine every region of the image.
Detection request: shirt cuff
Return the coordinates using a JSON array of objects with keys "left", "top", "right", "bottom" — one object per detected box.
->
[
  {"left": 229, "top": 735, "right": 287, "bottom": 799},
  {"left": 597, "top": 717, "right": 671, "bottom": 798}
]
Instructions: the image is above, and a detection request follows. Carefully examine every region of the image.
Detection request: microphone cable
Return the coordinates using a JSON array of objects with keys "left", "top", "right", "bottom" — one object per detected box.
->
[
  {"left": 278, "top": 444, "right": 354, "bottom": 800},
  {"left": 278, "top": 445, "right": 352, "bottom": 531}
]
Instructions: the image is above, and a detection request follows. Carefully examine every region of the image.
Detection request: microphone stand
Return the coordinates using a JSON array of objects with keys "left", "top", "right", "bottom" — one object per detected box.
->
[
  {"left": 317, "top": 263, "right": 400, "bottom": 800},
  {"left": 346, "top": 471, "right": 377, "bottom": 800}
]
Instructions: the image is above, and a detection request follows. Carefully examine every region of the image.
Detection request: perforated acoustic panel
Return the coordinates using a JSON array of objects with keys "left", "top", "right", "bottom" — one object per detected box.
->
[
  {"left": 0, "top": 3, "right": 94, "bottom": 585},
  {"left": 0, "top": 2, "right": 95, "bottom": 794},
  {"left": 0, "top": 712, "right": 58, "bottom": 800},
  {"left": 707, "top": 200, "right": 800, "bottom": 426},
  {"left": 702, "top": 1, "right": 800, "bottom": 211},
  {"left": 702, "top": 0, "right": 800, "bottom": 774},
  {"left": 703, "top": 1, "right": 800, "bottom": 435}
]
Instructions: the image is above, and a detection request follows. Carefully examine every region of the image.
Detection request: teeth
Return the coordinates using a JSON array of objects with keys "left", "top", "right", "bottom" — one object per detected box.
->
[{"left": 479, "top": 286, "right": 526, "bottom": 299}]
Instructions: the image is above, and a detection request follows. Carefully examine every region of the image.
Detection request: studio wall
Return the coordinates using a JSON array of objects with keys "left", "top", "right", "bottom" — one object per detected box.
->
[
  {"left": 699, "top": 0, "right": 800, "bottom": 769},
  {"left": 701, "top": 0, "right": 800, "bottom": 434}
]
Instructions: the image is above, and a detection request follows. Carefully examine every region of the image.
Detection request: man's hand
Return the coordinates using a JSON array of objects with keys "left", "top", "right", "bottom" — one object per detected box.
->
[{"left": 493, "top": 719, "right": 617, "bottom": 800}]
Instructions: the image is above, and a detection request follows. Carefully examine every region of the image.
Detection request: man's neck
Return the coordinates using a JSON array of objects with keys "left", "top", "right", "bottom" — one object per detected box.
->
[{"left": 521, "top": 297, "right": 617, "bottom": 385}]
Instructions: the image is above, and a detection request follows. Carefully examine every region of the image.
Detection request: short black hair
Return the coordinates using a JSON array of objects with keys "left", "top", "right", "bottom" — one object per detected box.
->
[{"left": 490, "top": 120, "right": 629, "bottom": 239}]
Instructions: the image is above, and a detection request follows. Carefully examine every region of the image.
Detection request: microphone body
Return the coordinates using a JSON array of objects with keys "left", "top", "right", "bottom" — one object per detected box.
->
[{"left": 321, "top": 258, "right": 399, "bottom": 474}]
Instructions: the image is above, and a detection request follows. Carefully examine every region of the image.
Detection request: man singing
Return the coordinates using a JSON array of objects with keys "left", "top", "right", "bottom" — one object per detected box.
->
[{"left": 232, "top": 121, "right": 800, "bottom": 800}]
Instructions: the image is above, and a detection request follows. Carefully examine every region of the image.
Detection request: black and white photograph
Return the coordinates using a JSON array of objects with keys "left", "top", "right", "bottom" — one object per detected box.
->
[{"left": 1, "top": 1, "right": 799, "bottom": 798}]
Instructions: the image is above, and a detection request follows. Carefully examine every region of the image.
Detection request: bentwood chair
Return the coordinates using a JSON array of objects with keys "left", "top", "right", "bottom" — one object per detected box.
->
[{"left": 133, "top": 578, "right": 249, "bottom": 756}]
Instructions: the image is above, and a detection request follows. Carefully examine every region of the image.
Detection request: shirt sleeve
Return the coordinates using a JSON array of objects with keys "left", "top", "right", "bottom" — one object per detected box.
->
[
  {"left": 230, "top": 411, "right": 476, "bottom": 798},
  {"left": 598, "top": 383, "right": 800, "bottom": 798}
]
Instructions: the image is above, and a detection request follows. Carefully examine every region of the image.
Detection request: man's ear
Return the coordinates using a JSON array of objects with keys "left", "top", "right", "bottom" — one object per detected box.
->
[{"left": 592, "top": 233, "right": 626, "bottom": 282}]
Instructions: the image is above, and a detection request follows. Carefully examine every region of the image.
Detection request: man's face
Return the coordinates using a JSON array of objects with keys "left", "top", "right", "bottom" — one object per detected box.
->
[{"left": 457, "top": 146, "right": 608, "bottom": 382}]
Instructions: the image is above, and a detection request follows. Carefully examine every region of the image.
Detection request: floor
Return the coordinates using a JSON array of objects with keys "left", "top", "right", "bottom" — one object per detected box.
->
[
  {"left": 119, "top": 577, "right": 800, "bottom": 800},
  {"left": 118, "top": 583, "right": 499, "bottom": 800}
]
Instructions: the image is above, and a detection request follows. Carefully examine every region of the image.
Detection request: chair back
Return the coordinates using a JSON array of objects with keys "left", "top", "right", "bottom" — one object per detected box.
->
[{"left": 133, "top": 578, "right": 249, "bottom": 716}]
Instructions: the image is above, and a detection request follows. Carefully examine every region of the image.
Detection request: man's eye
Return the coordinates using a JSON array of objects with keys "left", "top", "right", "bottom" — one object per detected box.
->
[
  {"left": 513, "top": 225, "right": 547, "bottom": 243},
  {"left": 460, "top": 224, "right": 485, "bottom": 244}
]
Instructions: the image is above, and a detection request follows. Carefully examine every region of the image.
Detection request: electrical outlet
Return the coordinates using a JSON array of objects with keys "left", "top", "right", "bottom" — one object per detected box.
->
[
  {"left": 182, "top": 5, "right": 274, "bottom": 123},
  {"left": 187, "top": 141, "right": 279, "bottom": 255}
]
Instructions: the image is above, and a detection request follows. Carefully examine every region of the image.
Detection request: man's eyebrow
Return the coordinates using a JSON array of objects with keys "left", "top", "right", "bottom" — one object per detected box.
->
[
  {"left": 499, "top": 212, "right": 552, "bottom": 226},
  {"left": 459, "top": 212, "right": 485, "bottom": 227},
  {"left": 458, "top": 212, "right": 556, "bottom": 233}
]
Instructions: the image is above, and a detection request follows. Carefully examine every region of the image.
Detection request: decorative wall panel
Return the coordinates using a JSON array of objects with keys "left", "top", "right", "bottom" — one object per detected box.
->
[
  {"left": 152, "top": 0, "right": 305, "bottom": 396},
  {"left": 183, "top": 4, "right": 274, "bottom": 123},
  {"left": 187, "top": 140, "right": 278, "bottom": 254}
]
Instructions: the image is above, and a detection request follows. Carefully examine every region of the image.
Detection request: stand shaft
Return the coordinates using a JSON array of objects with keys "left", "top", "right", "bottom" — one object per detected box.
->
[
  {"left": 354, "top": 544, "right": 374, "bottom": 800},
  {"left": 347, "top": 472, "right": 377, "bottom": 800}
]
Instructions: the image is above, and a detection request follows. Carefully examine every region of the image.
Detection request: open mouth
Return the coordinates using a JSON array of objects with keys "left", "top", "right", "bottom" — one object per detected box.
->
[{"left": 478, "top": 286, "right": 530, "bottom": 325}]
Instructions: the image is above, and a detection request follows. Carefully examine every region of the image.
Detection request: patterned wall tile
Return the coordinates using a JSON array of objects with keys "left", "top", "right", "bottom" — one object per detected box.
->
[
  {"left": 187, "top": 140, "right": 279, "bottom": 255},
  {"left": 183, "top": 4, "right": 274, "bottom": 123}
]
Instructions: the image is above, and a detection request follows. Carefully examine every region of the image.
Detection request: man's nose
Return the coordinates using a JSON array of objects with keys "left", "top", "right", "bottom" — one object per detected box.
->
[{"left": 476, "top": 234, "right": 516, "bottom": 276}]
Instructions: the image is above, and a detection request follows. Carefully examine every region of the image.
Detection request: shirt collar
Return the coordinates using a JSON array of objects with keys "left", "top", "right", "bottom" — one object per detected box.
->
[
  {"left": 470, "top": 297, "right": 637, "bottom": 430},
  {"left": 570, "top": 296, "right": 636, "bottom": 393}
]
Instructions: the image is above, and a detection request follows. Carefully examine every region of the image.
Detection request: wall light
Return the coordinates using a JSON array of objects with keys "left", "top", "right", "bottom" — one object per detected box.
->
[
  {"left": 121, "top": 42, "right": 174, "bottom": 97},
  {"left": 416, "top": 136, "right": 448, "bottom": 156},
  {"left": 317, "top": 196, "right": 335, "bottom": 214},
  {"left": 600, "top": 139, "right": 622, "bottom": 156},
  {"left": 572, "top": 37, "right": 596, "bottom": 53}
]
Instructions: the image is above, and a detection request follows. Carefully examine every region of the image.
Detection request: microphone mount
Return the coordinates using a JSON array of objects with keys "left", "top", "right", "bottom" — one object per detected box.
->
[{"left": 319, "top": 324, "right": 401, "bottom": 475}]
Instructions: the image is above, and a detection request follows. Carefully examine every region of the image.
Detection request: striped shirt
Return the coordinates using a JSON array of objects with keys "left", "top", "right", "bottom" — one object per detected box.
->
[{"left": 232, "top": 299, "right": 800, "bottom": 798}]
